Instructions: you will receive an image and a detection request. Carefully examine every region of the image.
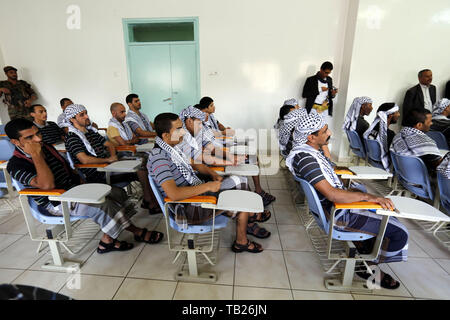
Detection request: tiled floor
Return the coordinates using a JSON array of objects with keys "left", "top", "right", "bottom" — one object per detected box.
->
[{"left": 0, "top": 168, "right": 449, "bottom": 300}]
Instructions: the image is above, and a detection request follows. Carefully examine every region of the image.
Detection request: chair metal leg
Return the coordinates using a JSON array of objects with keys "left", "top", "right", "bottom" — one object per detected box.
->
[{"left": 41, "top": 241, "right": 80, "bottom": 272}]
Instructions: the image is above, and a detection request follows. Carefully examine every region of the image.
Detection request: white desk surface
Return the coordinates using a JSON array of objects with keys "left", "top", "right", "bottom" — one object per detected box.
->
[
  {"left": 97, "top": 160, "right": 142, "bottom": 173},
  {"left": 440, "top": 149, "right": 449, "bottom": 157},
  {"left": 340, "top": 166, "right": 393, "bottom": 180},
  {"left": 229, "top": 145, "right": 257, "bottom": 156},
  {"left": 136, "top": 142, "right": 155, "bottom": 153},
  {"left": 53, "top": 143, "right": 66, "bottom": 151},
  {"left": 225, "top": 164, "right": 259, "bottom": 176},
  {"left": 376, "top": 196, "right": 450, "bottom": 222},
  {"left": 216, "top": 190, "right": 263, "bottom": 213},
  {"left": 48, "top": 183, "right": 111, "bottom": 204}
]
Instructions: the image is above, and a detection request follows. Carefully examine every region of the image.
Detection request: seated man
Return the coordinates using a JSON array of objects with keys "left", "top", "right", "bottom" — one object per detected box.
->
[
  {"left": 274, "top": 104, "right": 295, "bottom": 131},
  {"left": 57, "top": 98, "right": 98, "bottom": 135},
  {"left": 181, "top": 106, "right": 276, "bottom": 206},
  {"left": 107, "top": 102, "right": 140, "bottom": 147},
  {"left": 363, "top": 103, "right": 400, "bottom": 171},
  {"left": 391, "top": 108, "right": 443, "bottom": 175},
  {"left": 198, "top": 96, "right": 234, "bottom": 137},
  {"left": 125, "top": 93, "right": 157, "bottom": 144},
  {"left": 30, "top": 104, "right": 64, "bottom": 145},
  {"left": 278, "top": 108, "right": 306, "bottom": 158},
  {"left": 431, "top": 98, "right": 450, "bottom": 148},
  {"left": 286, "top": 110, "right": 408, "bottom": 290},
  {"left": 148, "top": 112, "right": 272, "bottom": 253},
  {"left": 64, "top": 104, "right": 161, "bottom": 214},
  {"left": 5, "top": 118, "right": 163, "bottom": 254},
  {"left": 342, "top": 96, "right": 373, "bottom": 143}
]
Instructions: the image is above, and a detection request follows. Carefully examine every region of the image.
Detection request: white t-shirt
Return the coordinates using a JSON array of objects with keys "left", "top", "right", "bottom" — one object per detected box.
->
[
  {"left": 315, "top": 80, "right": 329, "bottom": 105},
  {"left": 420, "top": 84, "right": 433, "bottom": 111}
]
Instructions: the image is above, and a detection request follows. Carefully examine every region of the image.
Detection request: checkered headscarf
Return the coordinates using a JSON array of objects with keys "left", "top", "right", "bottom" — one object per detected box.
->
[
  {"left": 278, "top": 108, "right": 307, "bottom": 151},
  {"left": 432, "top": 98, "right": 450, "bottom": 117},
  {"left": 437, "top": 152, "right": 450, "bottom": 179},
  {"left": 64, "top": 104, "right": 98, "bottom": 157},
  {"left": 342, "top": 96, "right": 372, "bottom": 131},
  {"left": 283, "top": 98, "right": 299, "bottom": 107},
  {"left": 363, "top": 104, "right": 399, "bottom": 171},
  {"left": 291, "top": 109, "right": 326, "bottom": 146},
  {"left": 390, "top": 127, "right": 442, "bottom": 158}
]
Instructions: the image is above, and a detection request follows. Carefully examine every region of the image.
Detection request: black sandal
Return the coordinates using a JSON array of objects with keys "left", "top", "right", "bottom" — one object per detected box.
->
[
  {"left": 248, "top": 210, "right": 272, "bottom": 223},
  {"left": 231, "top": 240, "right": 263, "bottom": 253},
  {"left": 246, "top": 223, "right": 271, "bottom": 239},
  {"left": 257, "top": 191, "right": 276, "bottom": 206},
  {"left": 134, "top": 228, "right": 164, "bottom": 244},
  {"left": 97, "top": 239, "right": 134, "bottom": 254},
  {"left": 356, "top": 270, "right": 400, "bottom": 290}
]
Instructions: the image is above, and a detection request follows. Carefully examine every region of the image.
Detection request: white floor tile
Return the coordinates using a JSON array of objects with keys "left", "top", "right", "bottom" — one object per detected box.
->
[
  {"left": 201, "top": 247, "right": 235, "bottom": 286},
  {"left": 0, "top": 214, "right": 29, "bottom": 235},
  {"left": 0, "top": 237, "right": 47, "bottom": 269},
  {"left": 59, "top": 274, "right": 124, "bottom": 300},
  {"left": 0, "top": 268, "right": 24, "bottom": 284},
  {"left": 250, "top": 223, "right": 282, "bottom": 251},
  {"left": 389, "top": 258, "right": 450, "bottom": 299},
  {"left": 272, "top": 205, "right": 301, "bottom": 225},
  {"left": 234, "top": 286, "right": 292, "bottom": 300},
  {"left": 128, "top": 245, "right": 179, "bottom": 281},
  {"left": 113, "top": 278, "right": 177, "bottom": 300},
  {"left": 408, "top": 230, "right": 450, "bottom": 259},
  {"left": 173, "top": 282, "right": 233, "bottom": 300},
  {"left": 293, "top": 290, "right": 353, "bottom": 300},
  {"left": 0, "top": 234, "right": 23, "bottom": 252},
  {"left": 13, "top": 270, "right": 69, "bottom": 293},
  {"left": 284, "top": 251, "right": 327, "bottom": 291},
  {"left": 278, "top": 225, "right": 313, "bottom": 252},
  {"left": 434, "top": 259, "right": 450, "bottom": 274},
  {"left": 235, "top": 250, "right": 290, "bottom": 289}
]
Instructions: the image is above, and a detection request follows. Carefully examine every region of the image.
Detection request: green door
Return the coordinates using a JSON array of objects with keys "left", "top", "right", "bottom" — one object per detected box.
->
[{"left": 125, "top": 19, "right": 200, "bottom": 121}]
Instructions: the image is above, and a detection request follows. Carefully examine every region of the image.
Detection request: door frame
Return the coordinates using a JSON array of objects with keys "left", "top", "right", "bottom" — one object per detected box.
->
[{"left": 122, "top": 17, "right": 201, "bottom": 105}]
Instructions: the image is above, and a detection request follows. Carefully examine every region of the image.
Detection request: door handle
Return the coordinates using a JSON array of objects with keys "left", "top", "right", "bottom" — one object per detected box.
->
[
  {"left": 173, "top": 91, "right": 178, "bottom": 94},
  {"left": 163, "top": 98, "right": 172, "bottom": 102}
]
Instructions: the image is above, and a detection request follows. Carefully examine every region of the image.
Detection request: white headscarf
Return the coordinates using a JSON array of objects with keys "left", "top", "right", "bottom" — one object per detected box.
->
[
  {"left": 125, "top": 109, "right": 154, "bottom": 132},
  {"left": 108, "top": 117, "right": 134, "bottom": 141},
  {"left": 283, "top": 98, "right": 299, "bottom": 107},
  {"left": 432, "top": 98, "right": 450, "bottom": 119},
  {"left": 64, "top": 104, "right": 98, "bottom": 157},
  {"left": 363, "top": 104, "right": 399, "bottom": 171},
  {"left": 342, "top": 96, "right": 373, "bottom": 131}
]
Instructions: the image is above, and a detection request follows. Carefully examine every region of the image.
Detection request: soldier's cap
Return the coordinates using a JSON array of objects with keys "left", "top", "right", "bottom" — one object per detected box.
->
[{"left": 3, "top": 66, "right": 17, "bottom": 73}]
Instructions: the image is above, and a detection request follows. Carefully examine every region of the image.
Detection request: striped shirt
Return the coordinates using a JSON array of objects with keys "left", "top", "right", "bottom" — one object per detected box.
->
[
  {"left": 292, "top": 152, "right": 333, "bottom": 211},
  {"left": 35, "top": 121, "right": 64, "bottom": 145},
  {"left": 65, "top": 130, "right": 109, "bottom": 182},
  {"left": 147, "top": 147, "right": 190, "bottom": 197},
  {"left": 7, "top": 145, "right": 80, "bottom": 208}
]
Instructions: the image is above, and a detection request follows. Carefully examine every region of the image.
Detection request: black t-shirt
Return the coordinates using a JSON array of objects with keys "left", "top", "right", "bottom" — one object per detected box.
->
[
  {"left": 355, "top": 116, "right": 369, "bottom": 143},
  {"left": 36, "top": 121, "right": 64, "bottom": 145}
]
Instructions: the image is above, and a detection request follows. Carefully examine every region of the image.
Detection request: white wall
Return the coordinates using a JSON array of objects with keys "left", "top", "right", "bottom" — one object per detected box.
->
[
  {"left": 336, "top": 0, "right": 450, "bottom": 160},
  {"left": 0, "top": 0, "right": 349, "bottom": 134}
]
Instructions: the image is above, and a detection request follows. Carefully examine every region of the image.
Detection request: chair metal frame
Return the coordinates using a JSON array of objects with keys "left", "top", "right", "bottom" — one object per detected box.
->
[{"left": 345, "top": 129, "right": 368, "bottom": 166}]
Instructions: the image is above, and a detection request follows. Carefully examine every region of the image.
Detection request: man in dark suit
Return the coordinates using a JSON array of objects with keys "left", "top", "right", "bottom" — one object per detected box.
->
[
  {"left": 402, "top": 69, "right": 436, "bottom": 119},
  {"left": 302, "top": 61, "right": 337, "bottom": 116}
]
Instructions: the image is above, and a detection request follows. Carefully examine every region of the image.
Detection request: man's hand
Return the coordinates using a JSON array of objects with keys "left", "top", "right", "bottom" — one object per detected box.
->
[
  {"left": 0, "top": 88, "right": 11, "bottom": 94},
  {"left": 107, "top": 155, "right": 118, "bottom": 163},
  {"left": 321, "top": 87, "right": 328, "bottom": 92},
  {"left": 331, "top": 88, "right": 338, "bottom": 96},
  {"left": 92, "top": 122, "right": 99, "bottom": 129},
  {"left": 205, "top": 181, "right": 221, "bottom": 193},
  {"left": 130, "top": 136, "right": 140, "bottom": 145},
  {"left": 366, "top": 194, "right": 395, "bottom": 211},
  {"left": 211, "top": 172, "right": 223, "bottom": 182},
  {"left": 23, "top": 141, "right": 42, "bottom": 157}
]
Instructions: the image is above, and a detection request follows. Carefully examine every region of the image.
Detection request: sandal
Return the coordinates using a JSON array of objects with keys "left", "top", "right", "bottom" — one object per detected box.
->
[
  {"left": 97, "top": 239, "right": 134, "bottom": 254},
  {"left": 248, "top": 210, "right": 272, "bottom": 223},
  {"left": 134, "top": 228, "right": 164, "bottom": 244},
  {"left": 246, "top": 223, "right": 271, "bottom": 239},
  {"left": 257, "top": 191, "right": 276, "bottom": 207},
  {"left": 231, "top": 240, "right": 263, "bottom": 253},
  {"left": 356, "top": 269, "right": 400, "bottom": 290}
]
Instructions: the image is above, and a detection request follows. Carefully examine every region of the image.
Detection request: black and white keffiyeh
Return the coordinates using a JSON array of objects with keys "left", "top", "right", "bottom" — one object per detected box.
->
[
  {"left": 437, "top": 153, "right": 450, "bottom": 179},
  {"left": 278, "top": 108, "right": 307, "bottom": 151},
  {"left": 125, "top": 110, "right": 153, "bottom": 132},
  {"left": 180, "top": 106, "right": 220, "bottom": 148},
  {"left": 64, "top": 104, "right": 98, "bottom": 157},
  {"left": 108, "top": 117, "right": 133, "bottom": 140},
  {"left": 363, "top": 104, "right": 399, "bottom": 171},
  {"left": 432, "top": 98, "right": 450, "bottom": 119},
  {"left": 283, "top": 98, "right": 299, "bottom": 107},
  {"left": 342, "top": 96, "right": 372, "bottom": 131},
  {"left": 390, "top": 127, "right": 442, "bottom": 158},
  {"left": 206, "top": 113, "right": 220, "bottom": 131},
  {"left": 155, "top": 136, "right": 203, "bottom": 186},
  {"left": 291, "top": 109, "right": 326, "bottom": 146}
]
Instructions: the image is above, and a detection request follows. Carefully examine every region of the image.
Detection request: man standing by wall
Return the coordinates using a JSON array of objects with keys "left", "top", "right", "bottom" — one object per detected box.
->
[
  {"left": 402, "top": 69, "right": 436, "bottom": 117},
  {"left": 0, "top": 66, "right": 37, "bottom": 121},
  {"left": 302, "top": 61, "right": 337, "bottom": 116}
]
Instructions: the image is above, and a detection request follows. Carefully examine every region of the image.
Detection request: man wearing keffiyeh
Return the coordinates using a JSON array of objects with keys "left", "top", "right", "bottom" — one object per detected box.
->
[
  {"left": 198, "top": 96, "right": 235, "bottom": 137},
  {"left": 148, "top": 113, "right": 274, "bottom": 253},
  {"left": 286, "top": 110, "right": 408, "bottom": 289},
  {"left": 363, "top": 103, "right": 400, "bottom": 171},
  {"left": 342, "top": 96, "right": 373, "bottom": 143},
  {"left": 430, "top": 98, "right": 450, "bottom": 148},
  {"left": 391, "top": 108, "right": 444, "bottom": 174}
]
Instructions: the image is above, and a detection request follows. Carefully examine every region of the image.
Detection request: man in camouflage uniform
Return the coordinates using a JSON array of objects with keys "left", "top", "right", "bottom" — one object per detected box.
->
[{"left": 0, "top": 66, "right": 37, "bottom": 120}]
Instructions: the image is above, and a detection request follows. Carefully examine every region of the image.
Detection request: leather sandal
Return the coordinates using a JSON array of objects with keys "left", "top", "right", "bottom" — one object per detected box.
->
[
  {"left": 134, "top": 228, "right": 164, "bottom": 244},
  {"left": 97, "top": 239, "right": 134, "bottom": 254},
  {"left": 231, "top": 240, "right": 263, "bottom": 253},
  {"left": 246, "top": 223, "right": 271, "bottom": 239},
  {"left": 248, "top": 210, "right": 271, "bottom": 223}
]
